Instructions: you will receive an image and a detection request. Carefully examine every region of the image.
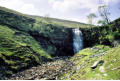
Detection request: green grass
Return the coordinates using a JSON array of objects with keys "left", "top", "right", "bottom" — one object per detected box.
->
[
  {"left": 0, "top": 25, "right": 52, "bottom": 76},
  {"left": 103, "top": 46, "right": 120, "bottom": 79},
  {"left": 33, "top": 17, "right": 90, "bottom": 28},
  {"left": 58, "top": 45, "right": 120, "bottom": 80},
  {"left": 0, "top": 6, "right": 90, "bottom": 28}
]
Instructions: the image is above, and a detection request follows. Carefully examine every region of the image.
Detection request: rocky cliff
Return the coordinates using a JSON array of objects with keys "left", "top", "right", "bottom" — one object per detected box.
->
[{"left": 80, "top": 18, "right": 120, "bottom": 47}]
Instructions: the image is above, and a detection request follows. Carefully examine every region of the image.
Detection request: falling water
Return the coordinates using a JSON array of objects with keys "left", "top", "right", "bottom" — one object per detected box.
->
[{"left": 73, "top": 28, "right": 83, "bottom": 54}]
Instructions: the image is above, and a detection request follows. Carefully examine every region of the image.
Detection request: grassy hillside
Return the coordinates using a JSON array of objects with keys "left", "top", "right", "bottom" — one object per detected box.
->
[
  {"left": 0, "top": 6, "right": 75, "bottom": 56},
  {"left": 28, "top": 15, "right": 90, "bottom": 28},
  {"left": 58, "top": 45, "right": 120, "bottom": 80},
  {"left": 0, "top": 24, "right": 52, "bottom": 77},
  {"left": 0, "top": 6, "right": 90, "bottom": 28}
]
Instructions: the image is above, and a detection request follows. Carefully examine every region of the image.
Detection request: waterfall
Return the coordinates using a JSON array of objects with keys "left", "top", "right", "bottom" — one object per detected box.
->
[{"left": 73, "top": 28, "right": 83, "bottom": 54}]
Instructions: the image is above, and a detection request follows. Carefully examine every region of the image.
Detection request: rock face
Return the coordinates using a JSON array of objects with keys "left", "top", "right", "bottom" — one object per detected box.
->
[
  {"left": 30, "top": 26, "right": 74, "bottom": 56},
  {"left": 80, "top": 27, "right": 106, "bottom": 47}
]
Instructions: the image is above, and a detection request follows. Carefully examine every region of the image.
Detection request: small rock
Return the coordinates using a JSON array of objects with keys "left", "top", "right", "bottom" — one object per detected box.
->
[
  {"left": 103, "top": 73, "right": 107, "bottom": 76},
  {"left": 112, "top": 66, "right": 120, "bottom": 70},
  {"left": 99, "top": 66, "right": 105, "bottom": 73},
  {"left": 91, "top": 61, "right": 99, "bottom": 69}
]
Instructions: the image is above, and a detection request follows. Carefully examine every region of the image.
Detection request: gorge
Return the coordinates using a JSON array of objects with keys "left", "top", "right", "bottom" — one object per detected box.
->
[{"left": 0, "top": 6, "right": 120, "bottom": 80}]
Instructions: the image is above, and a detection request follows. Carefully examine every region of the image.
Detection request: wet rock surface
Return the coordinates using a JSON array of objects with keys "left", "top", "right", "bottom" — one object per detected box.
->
[{"left": 4, "top": 56, "right": 73, "bottom": 80}]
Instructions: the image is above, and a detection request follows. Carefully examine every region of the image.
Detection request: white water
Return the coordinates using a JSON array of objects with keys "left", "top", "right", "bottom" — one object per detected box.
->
[{"left": 73, "top": 28, "right": 83, "bottom": 54}]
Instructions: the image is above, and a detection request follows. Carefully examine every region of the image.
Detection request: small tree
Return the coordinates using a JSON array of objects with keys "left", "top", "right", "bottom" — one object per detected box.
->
[
  {"left": 87, "top": 13, "right": 97, "bottom": 25},
  {"left": 98, "top": 5, "right": 110, "bottom": 24}
]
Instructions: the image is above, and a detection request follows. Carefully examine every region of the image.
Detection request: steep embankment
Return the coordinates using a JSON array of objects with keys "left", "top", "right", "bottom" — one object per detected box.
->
[
  {"left": 0, "top": 25, "right": 52, "bottom": 78},
  {"left": 0, "top": 6, "right": 74, "bottom": 56},
  {"left": 58, "top": 45, "right": 120, "bottom": 80}
]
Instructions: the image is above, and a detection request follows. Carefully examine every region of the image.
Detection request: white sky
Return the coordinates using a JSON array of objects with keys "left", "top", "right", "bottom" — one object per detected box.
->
[{"left": 0, "top": 0, "right": 120, "bottom": 24}]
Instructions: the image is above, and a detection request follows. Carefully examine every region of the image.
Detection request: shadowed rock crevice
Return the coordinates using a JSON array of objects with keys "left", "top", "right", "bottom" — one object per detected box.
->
[{"left": 29, "top": 26, "right": 74, "bottom": 56}]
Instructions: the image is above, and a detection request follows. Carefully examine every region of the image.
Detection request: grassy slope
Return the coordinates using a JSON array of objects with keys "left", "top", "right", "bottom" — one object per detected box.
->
[
  {"left": 29, "top": 15, "right": 90, "bottom": 28},
  {"left": 0, "top": 25, "right": 52, "bottom": 76},
  {"left": 59, "top": 45, "right": 120, "bottom": 80},
  {"left": 0, "top": 6, "right": 90, "bottom": 28}
]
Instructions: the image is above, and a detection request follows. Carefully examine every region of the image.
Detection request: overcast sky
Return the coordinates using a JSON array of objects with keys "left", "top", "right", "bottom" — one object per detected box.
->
[{"left": 0, "top": 0, "right": 120, "bottom": 24}]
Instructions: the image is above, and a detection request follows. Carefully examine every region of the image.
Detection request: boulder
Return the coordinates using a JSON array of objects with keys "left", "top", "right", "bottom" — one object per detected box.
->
[
  {"left": 91, "top": 61, "right": 99, "bottom": 69},
  {"left": 91, "top": 60, "right": 104, "bottom": 69}
]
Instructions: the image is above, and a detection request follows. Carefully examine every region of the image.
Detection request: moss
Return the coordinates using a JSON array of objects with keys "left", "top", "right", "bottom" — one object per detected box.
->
[
  {"left": 10, "top": 66, "right": 19, "bottom": 70},
  {"left": 71, "top": 48, "right": 94, "bottom": 61},
  {"left": 103, "top": 46, "right": 120, "bottom": 80},
  {"left": 58, "top": 45, "right": 120, "bottom": 80},
  {"left": 5, "top": 71, "right": 13, "bottom": 75}
]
